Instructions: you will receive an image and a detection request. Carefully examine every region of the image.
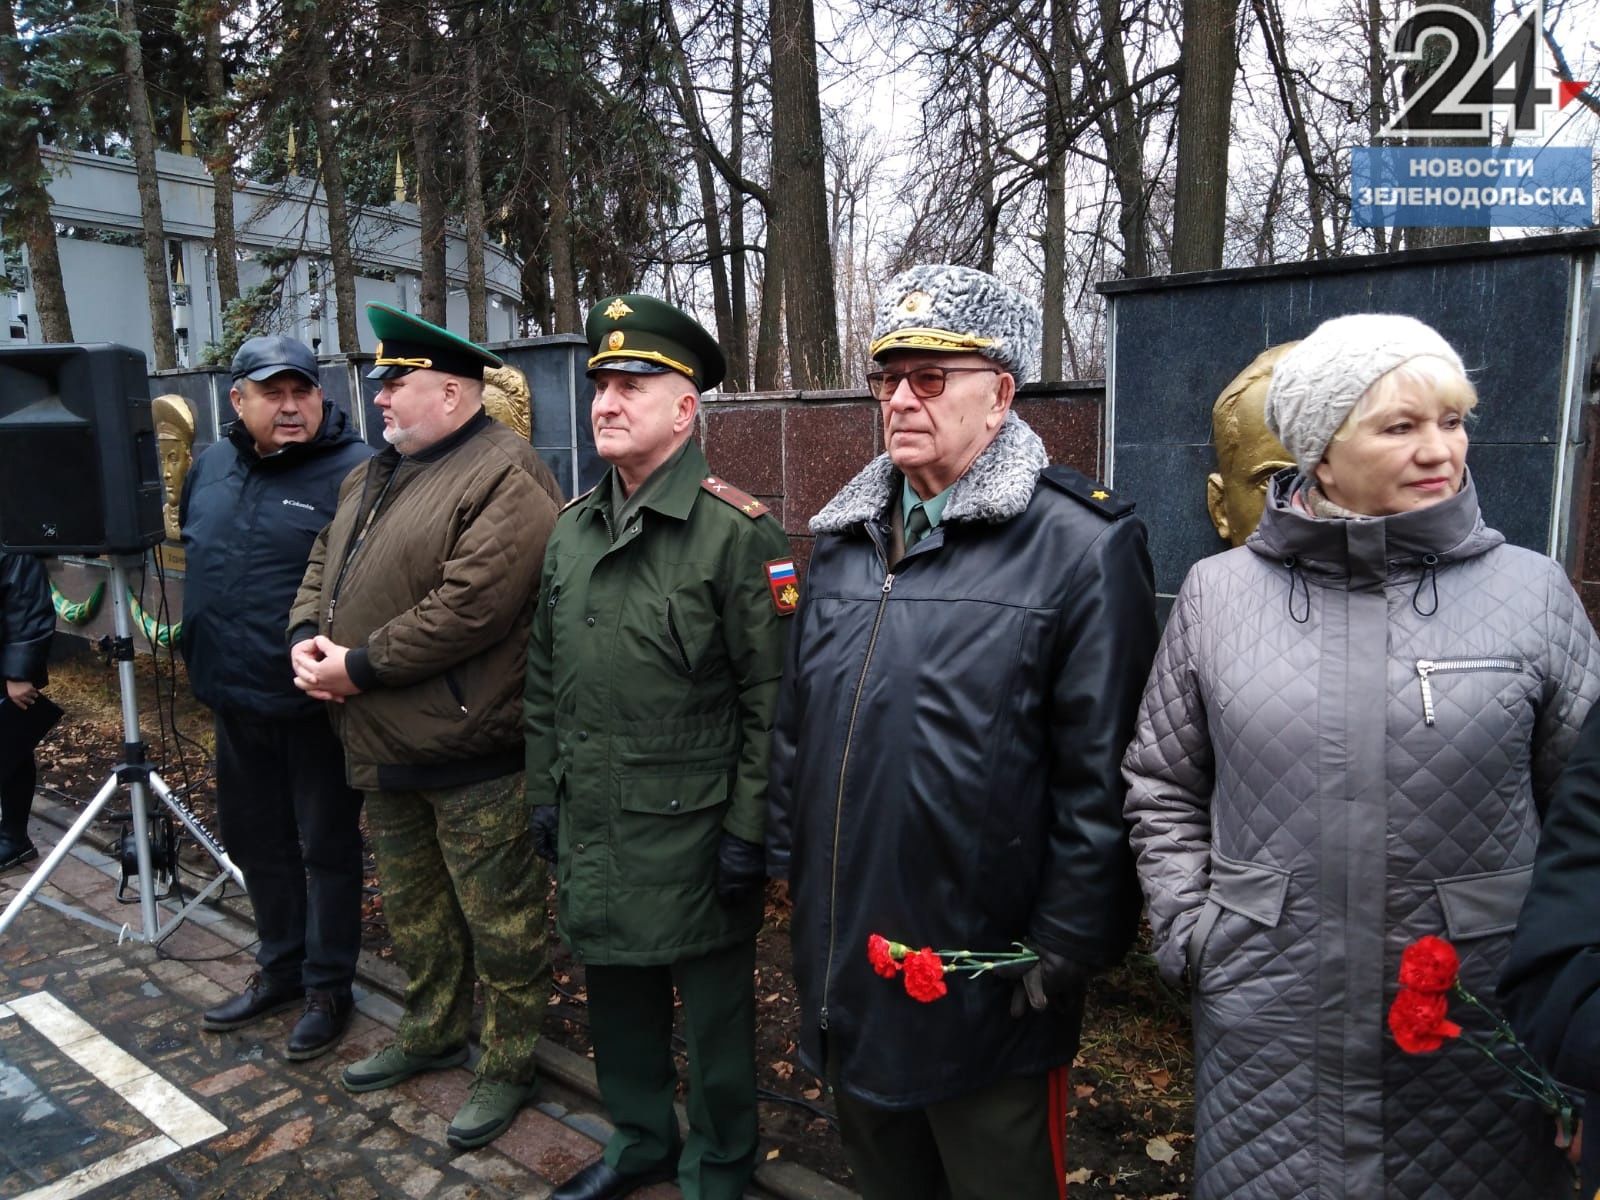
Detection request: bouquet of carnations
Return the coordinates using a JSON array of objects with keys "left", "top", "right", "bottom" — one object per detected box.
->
[
  {"left": 867, "top": 933, "right": 1038, "bottom": 1003},
  {"left": 1388, "top": 935, "right": 1575, "bottom": 1144}
]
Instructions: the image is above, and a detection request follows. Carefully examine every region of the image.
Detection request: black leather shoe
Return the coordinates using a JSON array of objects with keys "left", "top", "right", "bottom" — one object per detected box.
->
[
  {"left": 0, "top": 833, "right": 38, "bottom": 871},
  {"left": 201, "top": 972, "right": 300, "bottom": 1032},
  {"left": 285, "top": 989, "right": 354, "bottom": 1061},
  {"left": 550, "top": 1157, "right": 678, "bottom": 1200}
]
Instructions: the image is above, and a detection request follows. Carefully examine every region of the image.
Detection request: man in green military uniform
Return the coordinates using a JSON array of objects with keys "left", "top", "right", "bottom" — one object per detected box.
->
[
  {"left": 525, "top": 296, "right": 792, "bottom": 1200},
  {"left": 290, "top": 304, "right": 563, "bottom": 1150}
]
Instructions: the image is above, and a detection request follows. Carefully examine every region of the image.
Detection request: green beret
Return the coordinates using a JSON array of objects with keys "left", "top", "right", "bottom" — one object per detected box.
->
[
  {"left": 585, "top": 295, "right": 726, "bottom": 391},
  {"left": 366, "top": 302, "right": 503, "bottom": 381}
]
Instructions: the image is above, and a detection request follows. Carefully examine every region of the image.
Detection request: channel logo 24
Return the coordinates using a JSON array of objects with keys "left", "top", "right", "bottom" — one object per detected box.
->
[{"left": 1379, "top": 2, "right": 1584, "bottom": 137}]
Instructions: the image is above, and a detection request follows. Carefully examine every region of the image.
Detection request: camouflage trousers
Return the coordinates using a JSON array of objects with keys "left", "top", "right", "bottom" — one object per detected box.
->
[{"left": 365, "top": 773, "right": 549, "bottom": 1084}]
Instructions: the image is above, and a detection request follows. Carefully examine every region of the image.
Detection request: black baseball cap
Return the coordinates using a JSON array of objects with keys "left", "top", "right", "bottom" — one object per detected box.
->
[{"left": 230, "top": 335, "right": 320, "bottom": 385}]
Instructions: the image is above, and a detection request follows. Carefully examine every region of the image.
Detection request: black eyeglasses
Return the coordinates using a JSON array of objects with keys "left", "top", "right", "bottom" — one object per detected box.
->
[{"left": 865, "top": 365, "right": 1002, "bottom": 401}]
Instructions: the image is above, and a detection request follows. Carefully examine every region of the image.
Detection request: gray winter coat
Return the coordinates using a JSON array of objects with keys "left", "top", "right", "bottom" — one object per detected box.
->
[{"left": 1123, "top": 471, "right": 1599, "bottom": 1200}]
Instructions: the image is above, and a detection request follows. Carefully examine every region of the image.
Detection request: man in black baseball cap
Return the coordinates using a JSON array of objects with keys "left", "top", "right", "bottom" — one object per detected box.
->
[{"left": 188, "top": 332, "right": 371, "bottom": 1062}]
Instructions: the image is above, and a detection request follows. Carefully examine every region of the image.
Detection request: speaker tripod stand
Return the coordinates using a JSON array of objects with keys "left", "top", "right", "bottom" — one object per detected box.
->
[{"left": 0, "top": 556, "right": 244, "bottom": 944}]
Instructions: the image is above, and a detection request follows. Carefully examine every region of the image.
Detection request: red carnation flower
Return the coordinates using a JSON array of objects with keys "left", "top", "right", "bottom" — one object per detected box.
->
[
  {"left": 1398, "top": 935, "right": 1460, "bottom": 995},
  {"left": 1388, "top": 986, "right": 1462, "bottom": 1054},
  {"left": 902, "top": 948, "right": 949, "bottom": 1003},
  {"left": 867, "top": 934, "right": 902, "bottom": 978}
]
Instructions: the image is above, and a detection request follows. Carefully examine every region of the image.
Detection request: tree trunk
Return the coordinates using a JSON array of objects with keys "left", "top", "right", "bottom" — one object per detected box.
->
[
  {"left": 1365, "top": 0, "right": 1390, "bottom": 253},
  {"left": 304, "top": 6, "right": 359, "bottom": 352},
  {"left": 119, "top": 0, "right": 177, "bottom": 368},
  {"left": 546, "top": 103, "right": 579, "bottom": 333},
  {"left": 726, "top": 0, "right": 750, "bottom": 390},
  {"left": 769, "top": 0, "right": 839, "bottom": 387},
  {"left": 408, "top": 6, "right": 446, "bottom": 323},
  {"left": 1040, "top": 0, "right": 1071, "bottom": 381},
  {"left": 1171, "top": 0, "right": 1237, "bottom": 272},
  {"left": 201, "top": 10, "right": 239, "bottom": 310},
  {"left": 1096, "top": 0, "right": 1151, "bottom": 278},
  {"left": 462, "top": 41, "right": 488, "bottom": 342},
  {"left": 753, "top": 235, "right": 784, "bottom": 390},
  {"left": 664, "top": 3, "right": 732, "bottom": 377},
  {"left": 10, "top": 175, "right": 72, "bottom": 343},
  {"left": 1253, "top": 0, "right": 1328, "bottom": 257},
  {"left": 1405, "top": 0, "right": 1491, "bottom": 249}
]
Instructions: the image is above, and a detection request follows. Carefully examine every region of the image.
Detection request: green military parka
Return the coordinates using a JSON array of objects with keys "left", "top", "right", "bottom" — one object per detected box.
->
[{"left": 524, "top": 440, "right": 792, "bottom": 966}]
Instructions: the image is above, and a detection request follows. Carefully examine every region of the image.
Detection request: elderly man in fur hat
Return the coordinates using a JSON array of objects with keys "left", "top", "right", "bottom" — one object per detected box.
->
[{"left": 767, "top": 265, "right": 1158, "bottom": 1199}]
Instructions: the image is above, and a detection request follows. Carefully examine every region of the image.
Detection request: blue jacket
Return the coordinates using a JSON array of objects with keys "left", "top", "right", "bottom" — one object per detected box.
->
[{"left": 179, "top": 401, "right": 370, "bottom": 718}]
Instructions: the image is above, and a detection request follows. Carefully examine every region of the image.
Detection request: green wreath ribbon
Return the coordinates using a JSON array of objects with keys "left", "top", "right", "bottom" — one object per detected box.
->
[
  {"left": 127, "top": 587, "right": 181, "bottom": 647},
  {"left": 51, "top": 580, "right": 105, "bottom": 625}
]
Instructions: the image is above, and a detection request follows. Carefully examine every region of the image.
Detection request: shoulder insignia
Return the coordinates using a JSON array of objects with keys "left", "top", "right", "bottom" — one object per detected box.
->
[
  {"left": 560, "top": 485, "right": 596, "bottom": 515},
  {"left": 701, "top": 475, "right": 770, "bottom": 519},
  {"left": 765, "top": 557, "right": 800, "bottom": 615},
  {"left": 1039, "top": 465, "right": 1135, "bottom": 519}
]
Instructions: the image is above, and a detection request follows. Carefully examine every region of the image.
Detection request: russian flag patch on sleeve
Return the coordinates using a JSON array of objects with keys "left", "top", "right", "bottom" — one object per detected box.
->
[{"left": 765, "top": 558, "right": 799, "bottom": 615}]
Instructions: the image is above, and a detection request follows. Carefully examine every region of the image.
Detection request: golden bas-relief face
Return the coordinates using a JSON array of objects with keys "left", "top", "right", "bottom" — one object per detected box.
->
[
  {"left": 1207, "top": 343, "right": 1297, "bottom": 547},
  {"left": 152, "top": 393, "right": 196, "bottom": 546}
]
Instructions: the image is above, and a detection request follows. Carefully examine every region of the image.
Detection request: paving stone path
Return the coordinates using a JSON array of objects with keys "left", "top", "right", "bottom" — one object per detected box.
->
[{"left": 0, "top": 809, "right": 850, "bottom": 1200}]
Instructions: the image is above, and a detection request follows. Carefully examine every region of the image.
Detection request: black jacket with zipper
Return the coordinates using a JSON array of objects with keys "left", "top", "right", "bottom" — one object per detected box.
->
[
  {"left": 767, "top": 415, "right": 1156, "bottom": 1109},
  {"left": 179, "top": 401, "right": 371, "bottom": 718}
]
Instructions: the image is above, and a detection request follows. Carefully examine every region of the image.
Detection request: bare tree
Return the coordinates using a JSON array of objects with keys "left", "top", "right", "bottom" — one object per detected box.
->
[
  {"left": 770, "top": 0, "right": 840, "bottom": 386},
  {"left": 1172, "top": 0, "right": 1238, "bottom": 271},
  {"left": 300, "top": 0, "right": 359, "bottom": 351},
  {"left": 120, "top": 0, "right": 178, "bottom": 368}
]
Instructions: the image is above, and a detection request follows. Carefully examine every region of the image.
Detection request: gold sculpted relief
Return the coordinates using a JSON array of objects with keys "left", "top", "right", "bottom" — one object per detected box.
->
[
  {"left": 153, "top": 393, "right": 196, "bottom": 566},
  {"left": 482, "top": 364, "right": 532, "bottom": 442},
  {"left": 1207, "top": 343, "right": 1297, "bottom": 547}
]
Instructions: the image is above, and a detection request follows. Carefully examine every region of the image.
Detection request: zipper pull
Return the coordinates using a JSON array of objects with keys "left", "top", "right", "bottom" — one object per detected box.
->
[
  {"left": 882, "top": 573, "right": 896, "bottom": 595},
  {"left": 1415, "top": 659, "right": 1436, "bottom": 727},
  {"left": 326, "top": 599, "right": 336, "bottom": 625},
  {"left": 819, "top": 1006, "right": 829, "bottom": 1031}
]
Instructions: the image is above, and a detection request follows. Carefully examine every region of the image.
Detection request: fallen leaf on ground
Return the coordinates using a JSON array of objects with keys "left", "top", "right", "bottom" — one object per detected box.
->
[{"left": 1145, "top": 1135, "right": 1178, "bottom": 1163}]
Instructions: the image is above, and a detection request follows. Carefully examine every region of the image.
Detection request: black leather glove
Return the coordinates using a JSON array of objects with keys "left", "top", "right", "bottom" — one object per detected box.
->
[
  {"left": 715, "top": 833, "right": 766, "bottom": 906},
  {"left": 530, "top": 805, "right": 559, "bottom": 864},
  {"left": 994, "top": 947, "right": 1090, "bottom": 1019}
]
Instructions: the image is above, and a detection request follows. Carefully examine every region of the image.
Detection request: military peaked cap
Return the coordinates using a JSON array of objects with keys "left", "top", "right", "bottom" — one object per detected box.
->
[
  {"left": 585, "top": 295, "right": 726, "bottom": 391},
  {"left": 366, "top": 302, "right": 504, "bottom": 381}
]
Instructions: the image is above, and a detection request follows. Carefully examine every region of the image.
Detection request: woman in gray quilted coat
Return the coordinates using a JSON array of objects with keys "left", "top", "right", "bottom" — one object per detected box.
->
[{"left": 1123, "top": 313, "right": 1600, "bottom": 1200}]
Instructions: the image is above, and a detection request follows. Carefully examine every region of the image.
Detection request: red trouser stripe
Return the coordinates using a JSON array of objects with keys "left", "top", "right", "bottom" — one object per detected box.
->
[{"left": 1049, "top": 1063, "right": 1070, "bottom": 1198}]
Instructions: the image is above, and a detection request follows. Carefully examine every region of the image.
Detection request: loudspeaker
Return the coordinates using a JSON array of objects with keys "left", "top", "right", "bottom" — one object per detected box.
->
[{"left": 0, "top": 343, "right": 163, "bottom": 555}]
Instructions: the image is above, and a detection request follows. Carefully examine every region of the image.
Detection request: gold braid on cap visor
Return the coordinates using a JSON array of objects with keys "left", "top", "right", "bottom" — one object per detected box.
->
[
  {"left": 586, "top": 347, "right": 698, "bottom": 380},
  {"left": 868, "top": 327, "right": 997, "bottom": 359},
  {"left": 373, "top": 353, "right": 434, "bottom": 369}
]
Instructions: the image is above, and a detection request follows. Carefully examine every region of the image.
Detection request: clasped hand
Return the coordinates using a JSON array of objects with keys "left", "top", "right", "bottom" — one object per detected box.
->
[{"left": 290, "top": 635, "right": 361, "bottom": 702}]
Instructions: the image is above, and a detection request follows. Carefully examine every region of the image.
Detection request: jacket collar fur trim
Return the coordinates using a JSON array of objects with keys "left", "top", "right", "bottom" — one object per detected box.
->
[{"left": 809, "top": 413, "right": 1048, "bottom": 534}]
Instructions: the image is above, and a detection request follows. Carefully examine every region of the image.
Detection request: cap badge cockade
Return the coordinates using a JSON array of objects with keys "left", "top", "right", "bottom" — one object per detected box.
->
[
  {"left": 604, "top": 299, "right": 634, "bottom": 320},
  {"left": 607, "top": 330, "right": 625, "bottom": 350},
  {"left": 896, "top": 290, "right": 932, "bottom": 317}
]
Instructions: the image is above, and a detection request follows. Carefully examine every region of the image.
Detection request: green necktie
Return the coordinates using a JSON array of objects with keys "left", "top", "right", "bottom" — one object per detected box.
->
[{"left": 905, "top": 504, "right": 932, "bottom": 548}]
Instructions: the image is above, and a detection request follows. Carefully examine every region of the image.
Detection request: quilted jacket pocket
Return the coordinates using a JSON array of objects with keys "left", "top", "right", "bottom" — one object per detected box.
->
[
  {"left": 1187, "top": 852, "right": 1292, "bottom": 979},
  {"left": 1435, "top": 864, "right": 1533, "bottom": 940}
]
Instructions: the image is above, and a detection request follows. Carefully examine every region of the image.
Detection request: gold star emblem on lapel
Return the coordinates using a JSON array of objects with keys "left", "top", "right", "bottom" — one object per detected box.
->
[{"left": 1092, "top": 489, "right": 1110, "bottom": 500}]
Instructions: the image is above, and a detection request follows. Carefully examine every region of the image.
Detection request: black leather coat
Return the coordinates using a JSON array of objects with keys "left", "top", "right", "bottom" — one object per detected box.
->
[
  {"left": 1, "top": 553, "right": 54, "bottom": 686},
  {"left": 768, "top": 416, "right": 1156, "bottom": 1109},
  {"left": 1501, "top": 702, "right": 1600, "bottom": 1196}
]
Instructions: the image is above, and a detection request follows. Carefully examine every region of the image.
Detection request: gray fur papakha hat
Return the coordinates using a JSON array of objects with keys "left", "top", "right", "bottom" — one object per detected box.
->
[
  {"left": 870, "top": 264, "right": 1043, "bottom": 384},
  {"left": 1264, "top": 313, "right": 1465, "bottom": 475}
]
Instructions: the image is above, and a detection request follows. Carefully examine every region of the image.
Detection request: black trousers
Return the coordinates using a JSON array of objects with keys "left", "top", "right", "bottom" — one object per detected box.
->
[
  {"left": 829, "top": 1056, "right": 1068, "bottom": 1200},
  {"left": 214, "top": 709, "right": 364, "bottom": 992},
  {"left": 0, "top": 749, "right": 35, "bottom": 839}
]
